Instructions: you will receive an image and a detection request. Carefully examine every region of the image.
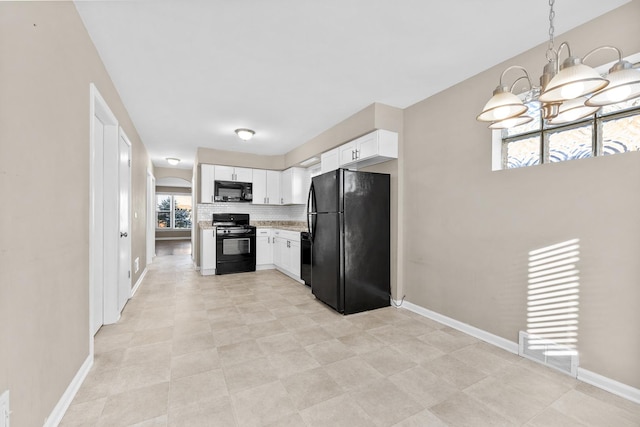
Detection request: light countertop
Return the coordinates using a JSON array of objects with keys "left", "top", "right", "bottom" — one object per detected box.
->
[{"left": 198, "top": 220, "right": 307, "bottom": 233}]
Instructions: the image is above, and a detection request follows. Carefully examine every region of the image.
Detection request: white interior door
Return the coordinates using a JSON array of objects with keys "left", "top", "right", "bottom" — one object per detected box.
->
[
  {"left": 91, "top": 118, "right": 105, "bottom": 335},
  {"left": 118, "top": 130, "right": 132, "bottom": 313}
]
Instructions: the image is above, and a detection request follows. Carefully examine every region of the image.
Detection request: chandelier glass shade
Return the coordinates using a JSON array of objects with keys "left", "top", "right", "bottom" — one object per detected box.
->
[
  {"left": 585, "top": 61, "right": 640, "bottom": 106},
  {"left": 476, "top": 86, "right": 528, "bottom": 122},
  {"left": 477, "top": 0, "right": 640, "bottom": 129}
]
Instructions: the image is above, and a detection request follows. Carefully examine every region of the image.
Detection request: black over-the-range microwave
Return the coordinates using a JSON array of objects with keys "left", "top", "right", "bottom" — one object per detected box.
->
[{"left": 214, "top": 180, "right": 253, "bottom": 202}]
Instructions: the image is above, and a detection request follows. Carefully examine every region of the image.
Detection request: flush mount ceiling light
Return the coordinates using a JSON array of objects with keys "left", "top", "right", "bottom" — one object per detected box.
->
[
  {"left": 477, "top": 0, "right": 640, "bottom": 129},
  {"left": 166, "top": 157, "right": 180, "bottom": 166},
  {"left": 235, "top": 128, "right": 255, "bottom": 141}
]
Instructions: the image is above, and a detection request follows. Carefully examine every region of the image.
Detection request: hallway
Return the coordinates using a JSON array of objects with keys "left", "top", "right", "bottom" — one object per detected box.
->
[{"left": 60, "top": 248, "right": 640, "bottom": 426}]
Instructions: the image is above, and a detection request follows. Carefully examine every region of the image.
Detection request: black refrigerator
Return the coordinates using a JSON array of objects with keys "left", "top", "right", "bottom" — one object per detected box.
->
[{"left": 307, "top": 168, "right": 390, "bottom": 315}]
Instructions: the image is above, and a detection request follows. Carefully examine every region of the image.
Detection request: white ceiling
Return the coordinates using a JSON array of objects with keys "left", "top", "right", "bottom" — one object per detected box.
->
[{"left": 74, "top": 0, "right": 630, "bottom": 170}]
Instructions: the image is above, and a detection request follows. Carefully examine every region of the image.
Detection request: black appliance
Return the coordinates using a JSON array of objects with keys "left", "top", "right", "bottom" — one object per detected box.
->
[
  {"left": 212, "top": 213, "right": 256, "bottom": 274},
  {"left": 300, "top": 232, "right": 312, "bottom": 287},
  {"left": 214, "top": 180, "right": 253, "bottom": 202},
  {"left": 307, "top": 169, "right": 390, "bottom": 314}
]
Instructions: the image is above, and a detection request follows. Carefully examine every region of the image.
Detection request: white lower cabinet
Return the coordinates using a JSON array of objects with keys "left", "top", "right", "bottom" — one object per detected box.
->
[
  {"left": 256, "top": 228, "right": 273, "bottom": 268},
  {"left": 200, "top": 228, "right": 216, "bottom": 275},
  {"left": 273, "top": 230, "right": 301, "bottom": 278}
]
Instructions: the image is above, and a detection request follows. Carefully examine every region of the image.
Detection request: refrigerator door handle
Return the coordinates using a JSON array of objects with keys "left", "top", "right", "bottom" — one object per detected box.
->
[{"left": 307, "top": 181, "right": 315, "bottom": 241}]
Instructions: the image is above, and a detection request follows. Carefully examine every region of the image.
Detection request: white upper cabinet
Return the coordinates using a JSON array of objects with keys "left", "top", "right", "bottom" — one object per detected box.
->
[
  {"left": 321, "top": 147, "right": 340, "bottom": 174},
  {"left": 252, "top": 169, "right": 281, "bottom": 205},
  {"left": 200, "top": 164, "right": 215, "bottom": 203},
  {"left": 214, "top": 165, "right": 253, "bottom": 182},
  {"left": 280, "top": 167, "right": 308, "bottom": 205},
  {"left": 338, "top": 129, "right": 398, "bottom": 169}
]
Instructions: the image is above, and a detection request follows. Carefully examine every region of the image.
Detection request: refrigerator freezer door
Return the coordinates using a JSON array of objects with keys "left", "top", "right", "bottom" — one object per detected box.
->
[
  {"left": 311, "top": 169, "right": 342, "bottom": 214},
  {"left": 342, "top": 170, "right": 390, "bottom": 314},
  {"left": 310, "top": 212, "right": 343, "bottom": 312}
]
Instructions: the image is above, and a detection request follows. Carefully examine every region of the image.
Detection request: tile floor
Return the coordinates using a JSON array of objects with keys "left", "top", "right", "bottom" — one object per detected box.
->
[{"left": 60, "top": 241, "right": 640, "bottom": 426}]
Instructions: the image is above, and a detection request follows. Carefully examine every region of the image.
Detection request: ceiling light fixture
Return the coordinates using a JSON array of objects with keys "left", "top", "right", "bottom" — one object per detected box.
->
[
  {"left": 477, "top": 0, "right": 640, "bottom": 129},
  {"left": 235, "top": 128, "right": 255, "bottom": 141},
  {"left": 166, "top": 157, "right": 180, "bottom": 166}
]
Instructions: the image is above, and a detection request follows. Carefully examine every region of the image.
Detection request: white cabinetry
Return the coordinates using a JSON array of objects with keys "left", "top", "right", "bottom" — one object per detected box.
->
[
  {"left": 280, "top": 167, "right": 309, "bottom": 205},
  {"left": 200, "top": 228, "right": 216, "bottom": 275},
  {"left": 201, "top": 164, "right": 215, "bottom": 203},
  {"left": 273, "top": 230, "right": 301, "bottom": 278},
  {"left": 256, "top": 228, "right": 274, "bottom": 268},
  {"left": 252, "top": 169, "right": 281, "bottom": 205},
  {"left": 321, "top": 147, "right": 340, "bottom": 174},
  {"left": 214, "top": 165, "right": 253, "bottom": 182},
  {"left": 339, "top": 130, "right": 399, "bottom": 170}
]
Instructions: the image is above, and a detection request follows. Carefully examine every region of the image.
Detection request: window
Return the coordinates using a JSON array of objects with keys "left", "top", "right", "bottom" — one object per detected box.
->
[
  {"left": 500, "top": 98, "right": 640, "bottom": 170},
  {"left": 156, "top": 194, "right": 192, "bottom": 229}
]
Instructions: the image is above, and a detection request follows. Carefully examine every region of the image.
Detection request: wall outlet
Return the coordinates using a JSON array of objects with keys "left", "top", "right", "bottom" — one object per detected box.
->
[
  {"left": 0, "top": 390, "right": 10, "bottom": 427},
  {"left": 134, "top": 257, "right": 139, "bottom": 273}
]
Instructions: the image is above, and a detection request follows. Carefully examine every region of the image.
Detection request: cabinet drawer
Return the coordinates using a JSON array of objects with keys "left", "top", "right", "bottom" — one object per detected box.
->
[{"left": 257, "top": 228, "right": 272, "bottom": 236}]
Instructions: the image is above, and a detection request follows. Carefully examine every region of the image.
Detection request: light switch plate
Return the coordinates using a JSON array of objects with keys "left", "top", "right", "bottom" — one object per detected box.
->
[{"left": 0, "top": 390, "right": 9, "bottom": 427}]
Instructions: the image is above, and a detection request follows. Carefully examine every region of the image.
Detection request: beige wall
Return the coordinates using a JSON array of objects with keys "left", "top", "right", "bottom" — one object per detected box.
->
[
  {"left": 155, "top": 166, "right": 192, "bottom": 182},
  {"left": 197, "top": 147, "right": 285, "bottom": 170},
  {"left": 402, "top": 0, "right": 640, "bottom": 389},
  {"left": 0, "top": 2, "right": 150, "bottom": 426}
]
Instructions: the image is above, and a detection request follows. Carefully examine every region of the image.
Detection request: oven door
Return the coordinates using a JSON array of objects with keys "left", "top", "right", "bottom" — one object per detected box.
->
[{"left": 216, "top": 233, "right": 256, "bottom": 275}]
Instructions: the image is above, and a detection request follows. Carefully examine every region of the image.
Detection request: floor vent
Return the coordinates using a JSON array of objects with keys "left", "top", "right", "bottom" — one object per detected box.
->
[{"left": 518, "top": 330, "right": 578, "bottom": 377}]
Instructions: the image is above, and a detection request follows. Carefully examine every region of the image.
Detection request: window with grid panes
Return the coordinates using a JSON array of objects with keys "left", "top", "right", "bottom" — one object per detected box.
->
[{"left": 500, "top": 98, "right": 640, "bottom": 169}]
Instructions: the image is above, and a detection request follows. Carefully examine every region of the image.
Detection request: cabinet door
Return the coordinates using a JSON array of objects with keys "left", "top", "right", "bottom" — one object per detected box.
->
[
  {"left": 200, "top": 164, "right": 215, "bottom": 203},
  {"left": 200, "top": 229, "right": 216, "bottom": 275},
  {"left": 256, "top": 236, "right": 271, "bottom": 265},
  {"left": 339, "top": 141, "right": 357, "bottom": 166},
  {"left": 280, "top": 169, "right": 292, "bottom": 205},
  {"left": 252, "top": 169, "right": 267, "bottom": 204},
  {"left": 356, "top": 132, "right": 378, "bottom": 160},
  {"left": 290, "top": 168, "right": 308, "bottom": 205},
  {"left": 214, "top": 165, "right": 234, "bottom": 181},
  {"left": 235, "top": 167, "right": 253, "bottom": 182},
  {"left": 289, "top": 240, "right": 301, "bottom": 277},
  {"left": 273, "top": 236, "right": 286, "bottom": 268},
  {"left": 321, "top": 147, "right": 340, "bottom": 173},
  {"left": 256, "top": 228, "right": 273, "bottom": 265},
  {"left": 265, "top": 170, "right": 281, "bottom": 205}
]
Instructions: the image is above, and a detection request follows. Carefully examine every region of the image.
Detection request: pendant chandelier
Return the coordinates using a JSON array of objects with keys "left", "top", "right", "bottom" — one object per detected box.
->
[{"left": 477, "top": 0, "right": 640, "bottom": 129}]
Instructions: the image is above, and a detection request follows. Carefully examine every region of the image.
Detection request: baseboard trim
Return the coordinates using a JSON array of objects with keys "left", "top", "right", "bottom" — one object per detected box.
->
[
  {"left": 256, "top": 264, "right": 275, "bottom": 271},
  {"left": 201, "top": 268, "right": 216, "bottom": 276},
  {"left": 577, "top": 368, "right": 640, "bottom": 404},
  {"left": 400, "top": 299, "right": 640, "bottom": 404},
  {"left": 44, "top": 354, "right": 93, "bottom": 427},
  {"left": 400, "top": 300, "right": 517, "bottom": 355},
  {"left": 130, "top": 267, "right": 148, "bottom": 297}
]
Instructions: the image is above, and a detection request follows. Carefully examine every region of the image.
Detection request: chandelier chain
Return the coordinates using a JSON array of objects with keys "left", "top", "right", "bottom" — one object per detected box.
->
[{"left": 548, "top": 0, "right": 555, "bottom": 52}]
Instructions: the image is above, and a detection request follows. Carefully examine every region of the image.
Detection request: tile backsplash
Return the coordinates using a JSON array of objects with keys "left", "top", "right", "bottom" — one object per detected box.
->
[{"left": 197, "top": 203, "right": 306, "bottom": 222}]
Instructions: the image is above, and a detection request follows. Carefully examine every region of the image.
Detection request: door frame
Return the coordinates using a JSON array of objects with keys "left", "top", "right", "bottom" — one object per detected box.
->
[
  {"left": 89, "top": 84, "right": 119, "bottom": 345},
  {"left": 89, "top": 83, "right": 128, "bottom": 346},
  {"left": 147, "top": 170, "right": 156, "bottom": 266}
]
